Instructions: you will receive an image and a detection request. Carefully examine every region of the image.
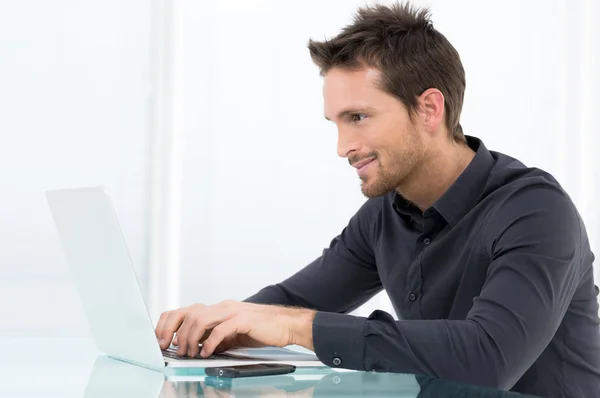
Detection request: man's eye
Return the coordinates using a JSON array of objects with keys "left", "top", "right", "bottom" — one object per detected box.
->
[{"left": 351, "top": 114, "right": 367, "bottom": 123}]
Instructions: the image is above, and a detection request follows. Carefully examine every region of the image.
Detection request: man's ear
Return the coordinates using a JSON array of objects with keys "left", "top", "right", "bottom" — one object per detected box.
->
[{"left": 418, "top": 88, "right": 445, "bottom": 133}]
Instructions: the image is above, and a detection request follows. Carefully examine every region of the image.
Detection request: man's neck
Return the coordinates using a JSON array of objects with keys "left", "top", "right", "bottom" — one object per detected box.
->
[{"left": 397, "top": 142, "right": 476, "bottom": 212}]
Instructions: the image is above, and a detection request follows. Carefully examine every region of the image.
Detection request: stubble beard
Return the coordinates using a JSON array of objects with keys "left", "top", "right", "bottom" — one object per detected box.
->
[{"left": 360, "top": 133, "right": 422, "bottom": 199}]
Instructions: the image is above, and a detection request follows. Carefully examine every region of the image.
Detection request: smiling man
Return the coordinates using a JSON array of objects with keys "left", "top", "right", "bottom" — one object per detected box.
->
[{"left": 155, "top": 3, "right": 600, "bottom": 396}]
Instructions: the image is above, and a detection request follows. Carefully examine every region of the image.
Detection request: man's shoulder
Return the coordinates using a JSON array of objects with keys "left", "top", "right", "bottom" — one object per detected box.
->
[
  {"left": 482, "top": 151, "right": 581, "bottom": 238},
  {"left": 485, "top": 150, "right": 569, "bottom": 204}
]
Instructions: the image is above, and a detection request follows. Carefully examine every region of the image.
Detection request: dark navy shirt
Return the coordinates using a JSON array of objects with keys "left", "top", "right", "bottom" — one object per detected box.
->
[{"left": 246, "top": 136, "right": 600, "bottom": 397}]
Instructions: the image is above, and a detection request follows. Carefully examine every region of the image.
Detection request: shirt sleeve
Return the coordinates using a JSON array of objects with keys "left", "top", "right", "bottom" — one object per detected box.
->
[
  {"left": 245, "top": 198, "right": 383, "bottom": 313},
  {"left": 311, "top": 185, "right": 583, "bottom": 390}
]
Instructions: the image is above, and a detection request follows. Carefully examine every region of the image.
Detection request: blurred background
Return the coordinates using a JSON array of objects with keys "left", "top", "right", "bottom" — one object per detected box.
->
[{"left": 0, "top": 0, "right": 598, "bottom": 340}]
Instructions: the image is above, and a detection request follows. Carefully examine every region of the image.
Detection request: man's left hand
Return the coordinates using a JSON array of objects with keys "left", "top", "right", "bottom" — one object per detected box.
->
[{"left": 155, "top": 300, "right": 316, "bottom": 358}]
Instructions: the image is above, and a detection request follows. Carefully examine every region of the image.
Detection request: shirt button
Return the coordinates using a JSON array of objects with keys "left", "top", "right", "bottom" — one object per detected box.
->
[
  {"left": 423, "top": 237, "right": 431, "bottom": 245},
  {"left": 332, "top": 357, "right": 342, "bottom": 366},
  {"left": 409, "top": 293, "right": 417, "bottom": 302}
]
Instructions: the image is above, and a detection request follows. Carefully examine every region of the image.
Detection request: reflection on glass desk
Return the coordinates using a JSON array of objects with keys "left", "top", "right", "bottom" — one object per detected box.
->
[{"left": 83, "top": 355, "right": 539, "bottom": 398}]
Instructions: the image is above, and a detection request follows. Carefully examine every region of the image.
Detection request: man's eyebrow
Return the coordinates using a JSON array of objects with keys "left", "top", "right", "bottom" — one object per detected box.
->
[{"left": 324, "top": 107, "right": 375, "bottom": 121}]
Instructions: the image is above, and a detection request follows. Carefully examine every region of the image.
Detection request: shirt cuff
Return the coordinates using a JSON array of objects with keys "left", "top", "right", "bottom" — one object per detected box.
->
[{"left": 312, "top": 311, "right": 367, "bottom": 370}]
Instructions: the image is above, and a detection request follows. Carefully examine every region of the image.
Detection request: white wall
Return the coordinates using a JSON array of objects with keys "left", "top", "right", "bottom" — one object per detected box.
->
[
  {"left": 0, "top": 0, "right": 152, "bottom": 337},
  {"left": 162, "top": 0, "right": 599, "bottom": 317},
  {"left": 174, "top": 0, "right": 374, "bottom": 309},
  {"left": 3, "top": 0, "right": 595, "bottom": 338}
]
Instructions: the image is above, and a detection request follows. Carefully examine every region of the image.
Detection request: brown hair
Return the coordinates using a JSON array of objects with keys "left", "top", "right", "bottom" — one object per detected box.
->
[{"left": 308, "top": 1, "right": 466, "bottom": 143}]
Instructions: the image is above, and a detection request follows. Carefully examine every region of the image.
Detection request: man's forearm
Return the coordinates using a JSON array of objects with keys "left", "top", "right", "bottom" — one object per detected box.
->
[
  {"left": 244, "top": 284, "right": 298, "bottom": 306},
  {"left": 309, "top": 309, "right": 553, "bottom": 391},
  {"left": 244, "top": 224, "right": 383, "bottom": 313},
  {"left": 289, "top": 308, "right": 316, "bottom": 351},
  {"left": 246, "top": 289, "right": 317, "bottom": 351},
  {"left": 309, "top": 310, "right": 513, "bottom": 389}
]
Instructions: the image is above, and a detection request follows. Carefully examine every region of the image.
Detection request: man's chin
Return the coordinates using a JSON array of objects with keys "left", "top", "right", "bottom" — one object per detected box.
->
[{"left": 360, "top": 180, "right": 390, "bottom": 199}]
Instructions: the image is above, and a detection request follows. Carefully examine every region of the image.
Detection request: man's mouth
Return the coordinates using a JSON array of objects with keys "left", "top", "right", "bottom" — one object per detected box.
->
[{"left": 353, "top": 157, "right": 376, "bottom": 176}]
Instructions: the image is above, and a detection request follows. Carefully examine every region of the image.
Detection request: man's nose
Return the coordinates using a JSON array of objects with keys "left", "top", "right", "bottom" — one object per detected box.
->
[{"left": 337, "top": 129, "right": 359, "bottom": 158}]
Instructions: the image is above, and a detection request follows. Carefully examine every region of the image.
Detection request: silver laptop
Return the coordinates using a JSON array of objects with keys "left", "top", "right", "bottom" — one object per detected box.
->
[{"left": 46, "top": 186, "right": 322, "bottom": 370}]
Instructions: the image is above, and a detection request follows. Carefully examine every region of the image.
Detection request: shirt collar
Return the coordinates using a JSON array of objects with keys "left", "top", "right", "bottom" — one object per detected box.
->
[{"left": 392, "top": 136, "right": 495, "bottom": 227}]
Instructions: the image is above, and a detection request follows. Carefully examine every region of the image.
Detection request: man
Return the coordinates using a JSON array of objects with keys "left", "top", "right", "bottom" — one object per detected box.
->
[{"left": 155, "top": 2, "right": 600, "bottom": 396}]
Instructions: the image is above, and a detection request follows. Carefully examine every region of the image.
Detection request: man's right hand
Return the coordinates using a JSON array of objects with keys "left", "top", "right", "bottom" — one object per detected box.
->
[{"left": 154, "top": 302, "right": 273, "bottom": 357}]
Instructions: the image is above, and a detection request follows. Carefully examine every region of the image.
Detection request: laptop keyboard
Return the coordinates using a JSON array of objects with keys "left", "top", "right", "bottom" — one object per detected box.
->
[{"left": 162, "top": 346, "right": 231, "bottom": 360}]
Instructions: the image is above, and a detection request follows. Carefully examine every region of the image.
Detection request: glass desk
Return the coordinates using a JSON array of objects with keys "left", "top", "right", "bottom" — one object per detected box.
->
[{"left": 0, "top": 339, "right": 538, "bottom": 397}]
